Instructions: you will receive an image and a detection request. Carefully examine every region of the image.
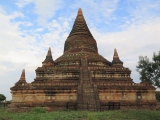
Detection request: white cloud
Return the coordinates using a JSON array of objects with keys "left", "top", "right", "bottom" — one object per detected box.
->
[
  {"left": 33, "top": 0, "right": 62, "bottom": 17},
  {"left": 35, "top": 28, "right": 44, "bottom": 32},
  {"left": 0, "top": 5, "right": 67, "bottom": 100},
  {"left": 0, "top": 5, "right": 71, "bottom": 76},
  {"left": 10, "top": 11, "right": 24, "bottom": 18},
  {"left": 16, "top": 0, "right": 63, "bottom": 26},
  {"left": 0, "top": 6, "right": 41, "bottom": 74},
  {"left": 70, "top": 0, "right": 119, "bottom": 24},
  {"left": 121, "top": 0, "right": 160, "bottom": 27},
  {"left": 15, "top": 0, "right": 32, "bottom": 8},
  {"left": 91, "top": 16, "right": 160, "bottom": 82}
]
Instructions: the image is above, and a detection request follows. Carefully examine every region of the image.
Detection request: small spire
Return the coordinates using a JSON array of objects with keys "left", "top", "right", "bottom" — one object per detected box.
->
[
  {"left": 47, "top": 47, "right": 52, "bottom": 56},
  {"left": 78, "top": 8, "right": 83, "bottom": 14},
  {"left": 112, "top": 48, "right": 123, "bottom": 66},
  {"left": 19, "top": 69, "right": 25, "bottom": 81},
  {"left": 76, "top": 8, "right": 84, "bottom": 21},
  {"left": 42, "top": 47, "right": 54, "bottom": 63},
  {"left": 114, "top": 48, "right": 119, "bottom": 58}
]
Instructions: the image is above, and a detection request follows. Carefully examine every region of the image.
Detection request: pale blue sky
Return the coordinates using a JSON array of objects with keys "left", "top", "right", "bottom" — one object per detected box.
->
[{"left": 0, "top": 0, "right": 160, "bottom": 100}]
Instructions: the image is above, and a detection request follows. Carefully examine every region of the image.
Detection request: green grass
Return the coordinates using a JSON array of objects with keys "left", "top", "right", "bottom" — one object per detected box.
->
[{"left": 0, "top": 107, "right": 160, "bottom": 120}]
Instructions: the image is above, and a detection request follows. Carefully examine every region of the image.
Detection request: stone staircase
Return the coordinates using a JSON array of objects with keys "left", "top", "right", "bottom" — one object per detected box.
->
[{"left": 77, "top": 58, "right": 100, "bottom": 111}]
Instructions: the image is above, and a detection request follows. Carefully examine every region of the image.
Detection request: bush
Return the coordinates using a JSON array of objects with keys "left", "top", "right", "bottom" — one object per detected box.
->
[
  {"left": 30, "top": 107, "right": 46, "bottom": 113},
  {"left": 0, "top": 94, "right": 6, "bottom": 102},
  {"left": 156, "top": 91, "right": 160, "bottom": 101}
]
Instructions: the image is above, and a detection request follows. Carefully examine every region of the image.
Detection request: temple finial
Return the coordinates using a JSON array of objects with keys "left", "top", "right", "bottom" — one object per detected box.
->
[
  {"left": 114, "top": 48, "right": 119, "bottom": 58},
  {"left": 114, "top": 48, "right": 117, "bottom": 52},
  {"left": 67, "top": 8, "right": 93, "bottom": 38},
  {"left": 42, "top": 47, "right": 54, "bottom": 64},
  {"left": 47, "top": 47, "right": 52, "bottom": 56},
  {"left": 20, "top": 69, "right": 25, "bottom": 81},
  {"left": 78, "top": 8, "right": 83, "bottom": 14},
  {"left": 112, "top": 48, "right": 123, "bottom": 66}
]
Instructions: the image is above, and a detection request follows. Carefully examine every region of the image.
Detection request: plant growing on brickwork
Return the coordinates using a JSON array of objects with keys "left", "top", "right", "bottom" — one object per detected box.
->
[{"left": 136, "top": 51, "right": 160, "bottom": 87}]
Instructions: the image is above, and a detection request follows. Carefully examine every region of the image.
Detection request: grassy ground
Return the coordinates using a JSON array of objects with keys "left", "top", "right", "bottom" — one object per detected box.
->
[{"left": 0, "top": 107, "right": 160, "bottom": 120}]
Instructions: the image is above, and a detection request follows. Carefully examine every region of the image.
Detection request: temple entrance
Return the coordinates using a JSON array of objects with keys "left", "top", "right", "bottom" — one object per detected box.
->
[
  {"left": 65, "top": 102, "right": 77, "bottom": 110},
  {"left": 108, "top": 102, "right": 120, "bottom": 110},
  {"left": 100, "top": 102, "right": 120, "bottom": 111}
]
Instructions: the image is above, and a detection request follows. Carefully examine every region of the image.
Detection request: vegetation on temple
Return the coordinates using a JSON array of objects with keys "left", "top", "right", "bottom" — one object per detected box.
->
[{"left": 136, "top": 51, "right": 160, "bottom": 87}]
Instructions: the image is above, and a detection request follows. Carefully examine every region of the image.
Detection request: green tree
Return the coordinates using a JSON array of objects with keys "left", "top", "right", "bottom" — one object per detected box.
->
[
  {"left": 156, "top": 91, "right": 160, "bottom": 101},
  {"left": 136, "top": 51, "right": 160, "bottom": 87},
  {"left": 0, "top": 94, "right": 6, "bottom": 102}
]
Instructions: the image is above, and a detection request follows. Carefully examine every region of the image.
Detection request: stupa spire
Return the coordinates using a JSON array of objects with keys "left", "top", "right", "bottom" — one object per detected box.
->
[
  {"left": 13, "top": 69, "right": 27, "bottom": 86},
  {"left": 113, "top": 48, "right": 119, "bottom": 59},
  {"left": 63, "top": 8, "right": 98, "bottom": 53},
  {"left": 112, "top": 48, "right": 123, "bottom": 66},
  {"left": 42, "top": 47, "right": 54, "bottom": 64},
  {"left": 19, "top": 69, "right": 26, "bottom": 81},
  {"left": 47, "top": 47, "right": 52, "bottom": 56},
  {"left": 78, "top": 8, "right": 83, "bottom": 14},
  {"left": 68, "top": 8, "right": 93, "bottom": 38}
]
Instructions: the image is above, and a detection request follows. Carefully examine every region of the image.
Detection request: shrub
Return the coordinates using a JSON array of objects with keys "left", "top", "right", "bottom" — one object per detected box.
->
[
  {"left": 30, "top": 107, "right": 46, "bottom": 113},
  {"left": 156, "top": 91, "right": 160, "bottom": 101},
  {"left": 0, "top": 94, "right": 6, "bottom": 102}
]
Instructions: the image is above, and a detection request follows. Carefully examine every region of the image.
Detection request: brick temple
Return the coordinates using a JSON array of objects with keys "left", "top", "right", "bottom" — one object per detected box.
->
[{"left": 10, "top": 8, "right": 156, "bottom": 111}]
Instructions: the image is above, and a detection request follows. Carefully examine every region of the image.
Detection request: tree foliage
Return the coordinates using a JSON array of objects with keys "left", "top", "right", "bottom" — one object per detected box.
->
[
  {"left": 0, "top": 94, "right": 6, "bottom": 102},
  {"left": 156, "top": 91, "right": 160, "bottom": 101},
  {"left": 136, "top": 51, "right": 160, "bottom": 87}
]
